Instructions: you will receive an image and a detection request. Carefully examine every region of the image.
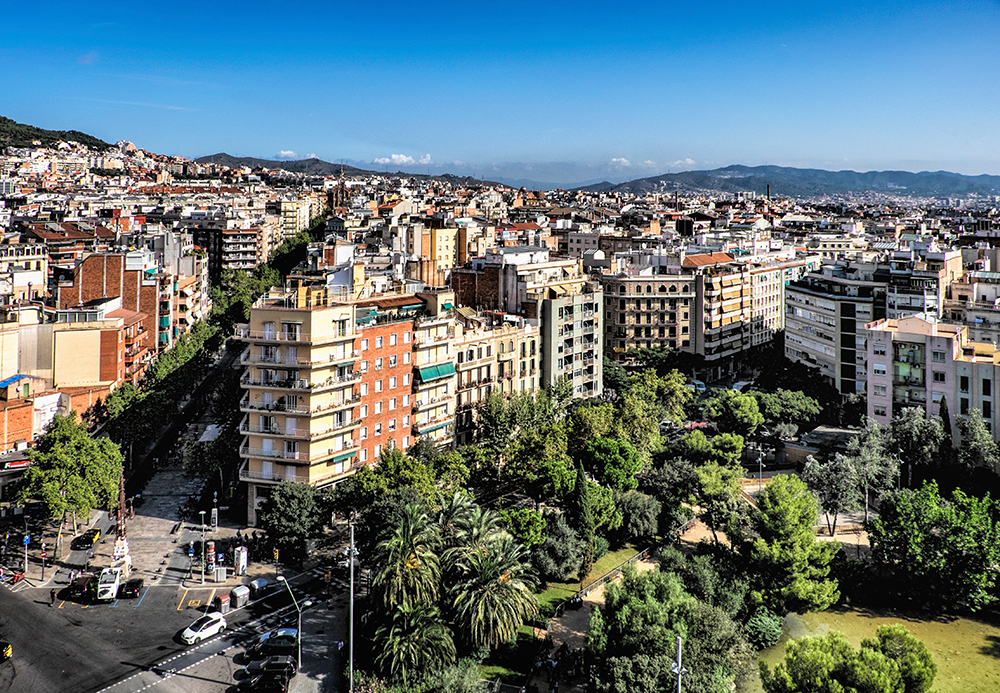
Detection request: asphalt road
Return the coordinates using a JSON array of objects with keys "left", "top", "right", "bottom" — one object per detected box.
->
[{"left": 0, "top": 574, "right": 326, "bottom": 693}]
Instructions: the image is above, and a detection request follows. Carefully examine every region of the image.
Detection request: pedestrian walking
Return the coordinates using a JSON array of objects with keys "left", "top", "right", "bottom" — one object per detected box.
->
[
  {"left": 338, "top": 640, "right": 344, "bottom": 652},
  {"left": 50, "top": 589, "right": 56, "bottom": 606}
]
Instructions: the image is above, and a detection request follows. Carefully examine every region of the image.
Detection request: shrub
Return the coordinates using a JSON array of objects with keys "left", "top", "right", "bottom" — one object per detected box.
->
[
  {"left": 594, "top": 535, "right": 609, "bottom": 561},
  {"left": 744, "top": 607, "right": 783, "bottom": 650}
]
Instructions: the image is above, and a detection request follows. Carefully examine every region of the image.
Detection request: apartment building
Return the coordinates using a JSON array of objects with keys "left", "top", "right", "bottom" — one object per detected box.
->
[
  {"left": 238, "top": 286, "right": 361, "bottom": 526},
  {"left": 785, "top": 264, "right": 884, "bottom": 395},
  {"left": 453, "top": 313, "right": 539, "bottom": 446},
  {"left": 865, "top": 314, "right": 994, "bottom": 444},
  {"left": 192, "top": 227, "right": 268, "bottom": 283},
  {"left": 880, "top": 249, "right": 962, "bottom": 320},
  {"left": 411, "top": 290, "right": 458, "bottom": 448},
  {"left": 0, "top": 245, "right": 46, "bottom": 303},
  {"left": 531, "top": 284, "right": 603, "bottom": 399},
  {"left": 355, "top": 317, "right": 416, "bottom": 464}
]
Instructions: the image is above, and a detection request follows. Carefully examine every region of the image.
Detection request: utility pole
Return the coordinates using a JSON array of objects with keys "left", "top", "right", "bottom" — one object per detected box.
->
[
  {"left": 671, "top": 635, "right": 687, "bottom": 693},
  {"left": 349, "top": 522, "right": 354, "bottom": 693},
  {"left": 199, "top": 510, "right": 206, "bottom": 585}
]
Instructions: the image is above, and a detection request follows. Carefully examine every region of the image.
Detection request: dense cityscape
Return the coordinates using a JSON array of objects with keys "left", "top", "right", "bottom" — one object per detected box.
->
[{"left": 0, "top": 127, "right": 998, "bottom": 693}]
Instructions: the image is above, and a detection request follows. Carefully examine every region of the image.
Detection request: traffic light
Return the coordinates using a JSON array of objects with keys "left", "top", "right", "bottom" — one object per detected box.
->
[{"left": 273, "top": 548, "right": 279, "bottom": 561}]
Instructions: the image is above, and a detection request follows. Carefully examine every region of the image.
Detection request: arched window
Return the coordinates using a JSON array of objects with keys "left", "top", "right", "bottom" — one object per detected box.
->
[
  {"left": 618, "top": 285, "right": 626, "bottom": 294},
  {"left": 658, "top": 285, "right": 667, "bottom": 293},
  {"left": 670, "top": 284, "right": 677, "bottom": 293},
  {"left": 635, "top": 285, "right": 642, "bottom": 294},
  {"left": 646, "top": 285, "right": 652, "bottom": 294}
]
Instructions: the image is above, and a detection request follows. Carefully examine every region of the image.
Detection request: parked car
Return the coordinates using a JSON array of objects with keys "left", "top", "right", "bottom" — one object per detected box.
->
[
  {"left": 68, "top": 575, "right": 96, "bottom": 600},
  {"left": 241, "top": 655, "right": 297, "bottom": 678},
  {"left": 0, "top": 640, "right": 11, "bottom": 661},
  {"left": 180, "top": 612, "right": 227, "bottom": 644},
  {"left": 71, "top": 529, "right": 101, "bottom": 551},
  {"left": 118, "top": 578, "right": 144, "bottom": 598},
  {"left": 245, "top": 628, "right": 298, "bottom": 660}
]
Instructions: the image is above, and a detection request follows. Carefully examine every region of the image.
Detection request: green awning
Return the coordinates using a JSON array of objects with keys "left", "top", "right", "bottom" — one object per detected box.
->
[
  {"left": 442, "top": 302, "right": 454, "bottom": 309},
  {"left": 331, "top": 450, "right": 357, "bottom": 463},
  {"left": 420, "top": 421, "right": 453, "bottom": 434},
  {"left": 417, "top": 362, "right": 456, "bottom": 383}
]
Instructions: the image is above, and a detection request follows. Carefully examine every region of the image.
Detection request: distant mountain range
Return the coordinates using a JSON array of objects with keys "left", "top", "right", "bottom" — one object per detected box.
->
[
  {"left": 580, "top": 165, "right": 1000, "bottom": 198},
  {"left": 0, "top": 115, "right": 112, "bottom": 151},
  {"left": 193, "top": 152, "right": 494, "bottom": 186}
]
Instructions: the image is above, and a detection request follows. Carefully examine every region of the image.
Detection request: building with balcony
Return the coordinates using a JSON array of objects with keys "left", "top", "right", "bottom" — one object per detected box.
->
[
  {"left": 238, "top": 285, "right": 362, "bottom": 526},
  {"left": 411, "top": 292, "right": 458, "bottom": 447},
  {"left": 531, "top": 283, "right": 603, "bottom": 399},
  {"left": 785, "top": 263, "right": 885, "bottom": 395}
]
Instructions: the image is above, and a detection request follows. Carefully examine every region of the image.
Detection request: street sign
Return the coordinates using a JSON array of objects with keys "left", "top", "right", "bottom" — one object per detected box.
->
[
  {"left": 188, "top": 547, "right": 194, "bottom": 556},
  {"left": 22, "top": 535, "right": 29, "bottom": 545},
  {"left": 40, "top": 551, "right": 46, "bottom": 559}
]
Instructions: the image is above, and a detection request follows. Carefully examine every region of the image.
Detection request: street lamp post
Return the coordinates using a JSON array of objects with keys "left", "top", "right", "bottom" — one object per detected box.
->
[
  {"left": 199, "top": 510, "right": 206, "bottom": 585},
  {"left": 277, "top": 576, "right": 302, "bottom": 666},
  {"left": 758, "top": 445, "right": 764, "bottom": 493}
]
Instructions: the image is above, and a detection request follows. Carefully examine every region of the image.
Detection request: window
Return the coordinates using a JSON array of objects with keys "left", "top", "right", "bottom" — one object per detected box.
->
[
  {"left": 932, "top": 350, "right": 945, "bottom": 362},
  {"left": 404, "top": 331, "right": 411, "bottom": 343},
  {"left": 403, "top": 394, "right": 410, "bottom": 406},
  {"left": 985, "top": 379, "right": 993, "bottom": 397},
  {"left": 961, "top": 397, "right": 970, "bottom": 415},
  {"left": 403, "top": 374, "right": 410, "bottom": 386},
  {"left": 389, "top": 355, "right": 397, "bottom": 367},
  {"left": 375, "top": 379, "right": 383, "bottom": 392},
  {"left": 403, "top": 436, "right": 410, "bottom": 448},
  {"left": 961, "top": 375, "right": 969, "bottom": 393},
  {"left": 873, "top": 343, "right": 886, "bottom": 356},
  {"left": 403, "top": 352, "right": 411, "bottom": 364},
  {"left": 390, "top": 333, "right": 397, "bottom": 346},
  {"left": 359, "top": 426, "right": 368, "bottom": 440},
  {"left": 873, "top": 364, "right": 887, "bottom": 376},
  {"left": 374, "top": 401, "right": 383, "bottom": 414},
  {"left": 376, "top": 336, "right": 384, "bottom": 348},
  {"left": 375, "top": 357, "right": 383, "bottom": 370},
  {"left": 873, "top": 404, "right": 887, "bottom": 416},
  {"left": 361, "top": 338, "right": 369, "bottom": 351},
  {"left": 360, "top": 448, "right": 368, "bottom": 462},
  {"left": 360, "top": 360, "right": 369, "bottom": 372},
  {"left": 388, "top": 418, "right": 396, "bottom": 432},
  {"left": 374, "top": 423, "right": 383, "bottom": 436},
  {"left": 389, "top": 397, "right": 397, "bottom": 410},
  {"left": 360, "top": 383, "right": 369, "bottom": 396},
  {"left": 874, "top": 384, "right": 886, "bottom": 396},
  {"left": 360, "top": 405, "right": 368, "bottom": 417},
  {"left": 403, "top": 415, "right": 409, "bottom": 426},
  {"left": 389, "top": 376, "right": 397, "bottom": 389},
  {"left": 985, "top": 401, "right": 993, "bottom": 418},
  {"left": 933, "top": 371, "right": 945, "bottom": 383},
  {"left": 374, "top": 443, "right": 382, "bottom": 457}
]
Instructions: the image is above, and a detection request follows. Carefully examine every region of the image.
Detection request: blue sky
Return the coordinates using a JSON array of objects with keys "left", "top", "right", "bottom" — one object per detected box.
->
[{"left": 3, "top": 1, "right": 1000, "bottom": 186}]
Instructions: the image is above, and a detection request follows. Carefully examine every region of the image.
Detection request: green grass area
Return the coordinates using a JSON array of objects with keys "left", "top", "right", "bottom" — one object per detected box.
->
[{"left": 535, "top": 544, "right": 643, "bottom": 613}]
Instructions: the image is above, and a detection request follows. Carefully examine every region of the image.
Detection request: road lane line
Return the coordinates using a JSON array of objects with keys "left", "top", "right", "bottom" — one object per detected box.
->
[
  {"left": 135, "top": 585, "right": 150, "bottom": 607},
  {"left": 176, "top": 588, "right": 189, "bottom": 611}
]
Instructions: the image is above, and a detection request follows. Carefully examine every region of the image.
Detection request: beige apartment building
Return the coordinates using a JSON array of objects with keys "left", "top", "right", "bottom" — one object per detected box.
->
[{"left": 238, "top": 286, "right": 361, "bottom": 525}]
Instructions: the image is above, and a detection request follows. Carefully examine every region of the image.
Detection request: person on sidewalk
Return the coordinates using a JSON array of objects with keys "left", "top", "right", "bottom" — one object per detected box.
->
[{"left": 50, "top": 589, "right": 56, "bottom": 607}]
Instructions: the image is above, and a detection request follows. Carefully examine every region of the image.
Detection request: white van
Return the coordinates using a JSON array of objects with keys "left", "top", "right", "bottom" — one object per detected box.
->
[
  {"left": 685, "top": 379, "right": 706, "bottom": 393},
  {"left": 96, "top": 568, "right": 121, "bottom": 601}
]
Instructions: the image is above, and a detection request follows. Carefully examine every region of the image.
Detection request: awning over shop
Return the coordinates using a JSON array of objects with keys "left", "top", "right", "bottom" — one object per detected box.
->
[
  {"left": 331, "top": 450, "right": 357, "bottom": 463},
  {"left": 442, "top": 302, "right": 454, "bottom": 309},
  {"left": 419, "top": 421, "right": 453, "bottom": 434},
  {"left": 416, "top": 362, "right": 457, "bottom": 383}
]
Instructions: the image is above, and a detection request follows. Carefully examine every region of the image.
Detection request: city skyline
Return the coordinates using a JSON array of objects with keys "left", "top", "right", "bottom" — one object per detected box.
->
[{"left": 4, "top": 0, "right": 1000, "bottom": 186}]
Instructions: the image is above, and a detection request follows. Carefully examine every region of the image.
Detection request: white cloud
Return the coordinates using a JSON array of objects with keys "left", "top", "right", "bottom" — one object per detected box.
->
[
  {"left": 275, "top": 150, "right": 298, "bottom": 160},
  {"left": 639, "top": 160, "right": 657, "bottom": 168},
  {"left": 610, "top": 157, "right": 631, "bottom": 167},
  {"left": 672, "top": 158, "right": 696, "bottom": 168},
  {"left": 418, "top": 154, "right": 432, "bottom": 165},
  {"left": 306, "top": 153, "right": 317, "bottom": 159},
  {"left": 374, "top": 154, "right": 417, "bottom": 166}
]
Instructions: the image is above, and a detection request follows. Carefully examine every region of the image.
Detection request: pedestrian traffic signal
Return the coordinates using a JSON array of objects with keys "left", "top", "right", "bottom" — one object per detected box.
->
[{"left": 273, "top": 548, "right": 279, "bottom": 560}]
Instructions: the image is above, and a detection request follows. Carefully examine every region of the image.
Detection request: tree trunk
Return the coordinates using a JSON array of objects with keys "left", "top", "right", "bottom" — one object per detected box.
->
[
  {"left": 825, "top": 511, "right": 833, "bottom": 536},
  {"left": 830, "top": 511, "right": 839, "bottom": 537},
  {"left": 56, "top": 510, "right": 66, "bottom": 560},
  {"left": 72, "top": 511, "right": 78, "bottom": 535}
]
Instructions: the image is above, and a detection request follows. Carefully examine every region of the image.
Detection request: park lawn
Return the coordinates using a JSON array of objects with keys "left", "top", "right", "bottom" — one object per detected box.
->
[{"left": 535, "top": 544, "right": 641, "bottom": 613}]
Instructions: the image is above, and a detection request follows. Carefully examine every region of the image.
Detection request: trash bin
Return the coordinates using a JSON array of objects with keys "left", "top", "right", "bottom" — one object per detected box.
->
[
  {"left": 230, "top": 585, "right": 250, "bottom": 608},
  {"left": 249, "top": 578, "right": 268, "bottom": 598},
  {"left": 215, "top": 593, "right": 230, "bottom": 614},
  {"left": 214, "top": 566, "right": 227, "bottom": 582}
]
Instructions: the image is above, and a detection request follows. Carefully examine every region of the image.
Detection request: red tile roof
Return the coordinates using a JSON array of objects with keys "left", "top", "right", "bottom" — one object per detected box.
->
[{"left": 681, "top": 252, "right": 734, "bottom": 268}]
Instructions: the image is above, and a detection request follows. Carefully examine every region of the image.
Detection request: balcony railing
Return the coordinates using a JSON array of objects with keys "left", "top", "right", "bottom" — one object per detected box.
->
[
  {"left": 239, "top": 397, "right": 309, "bottom": 415},
  {"left": 240, "top": 329, "right": 309, "bottom": 343},
  {"left": 240, "top": 423, "right": 310, "bottom": 439},
  {"left": 241, "top": 376, "right": 312, "bottom": 390}
]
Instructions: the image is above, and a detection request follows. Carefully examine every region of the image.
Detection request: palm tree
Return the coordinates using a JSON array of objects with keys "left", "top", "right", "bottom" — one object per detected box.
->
[
  {"left": 437, "top": 490, "right": 476, "bottom": 549},
  {"left": 456, "top": 505, "right": 506, "bottom": 552},
  {"left": 373, "top": 503, "right": 441, "bottom": 609},
  {"left": 452, "top": 534, "right": 539, "bottom": 649},
  {"left": 374, "top": 602, "right": 456, "bottom": 685}
]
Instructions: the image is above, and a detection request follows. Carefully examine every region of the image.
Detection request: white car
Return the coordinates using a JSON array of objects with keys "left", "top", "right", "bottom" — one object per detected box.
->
[{"left": 181, "top": 612, "right": 227, "bottom": 644}]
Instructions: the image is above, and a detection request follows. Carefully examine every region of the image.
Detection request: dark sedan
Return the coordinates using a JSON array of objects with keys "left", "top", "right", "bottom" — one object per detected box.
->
[{"left": 118, "top": 578, "right": 144, "bottom": 598}]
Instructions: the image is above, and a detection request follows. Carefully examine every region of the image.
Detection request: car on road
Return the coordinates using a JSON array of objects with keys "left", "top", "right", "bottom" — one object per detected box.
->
[
  {"left": 0, "top": 639, "right": 11, "bottom": 661},
  {"left": 245, "top": 628, "right": 298, "bottom": 660},
  {"left": 235, "top": 674, "right": 290, "bottom": 692},
  {"left": 118, "top": 577, "right": 144, "bottom": 598},
  {"left": 68, "top": 575, "right": 96, "bottom": 601},
  {"left": 180, "top": 612, "right": 227, "bottom": 644},
  {"left": 241, "top": 655, "right": 297, "bottom": 678},
  {"left": 71, "top": 528, "right": 101, "bottom": 551}
]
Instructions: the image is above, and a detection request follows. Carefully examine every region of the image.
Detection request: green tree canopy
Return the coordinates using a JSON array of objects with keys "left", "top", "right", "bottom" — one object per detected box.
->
[
  {"left": 802, "top": 453, "right": 860, "bottom": 536},
  {"left": 750, "top": 389, "right": 822, "bottom": 427},
  {"left": 582, "top": 436, "right": 644, "bottom": 490},
  {"left": 18, "top": 415, "right": 123, "bottom": 528},
  {"left": 703, "top": 389, "right": 764, "bottom": 438},
  {"left": 256, "top": 482, "right": 326, "bottom": 560},
  {"left": 957, "top": 408, "right": 999, "bottom": 471},
  {"left": 499, "top": 508, "right": 546, "bottom": 549},
  {"left": 761, "top": 626, "right": 936, "bottom": 693},
  {"left": 747, "top": 474, "right": 840, "bottom": 613},
  {"left": 867, "top": 481, "right": 1000, "bottom": 612}
]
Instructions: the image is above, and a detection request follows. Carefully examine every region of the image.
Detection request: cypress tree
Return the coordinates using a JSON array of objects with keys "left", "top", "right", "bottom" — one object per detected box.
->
[{"left": 571, "top": 462, "right": 595, "bottom": 580}]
